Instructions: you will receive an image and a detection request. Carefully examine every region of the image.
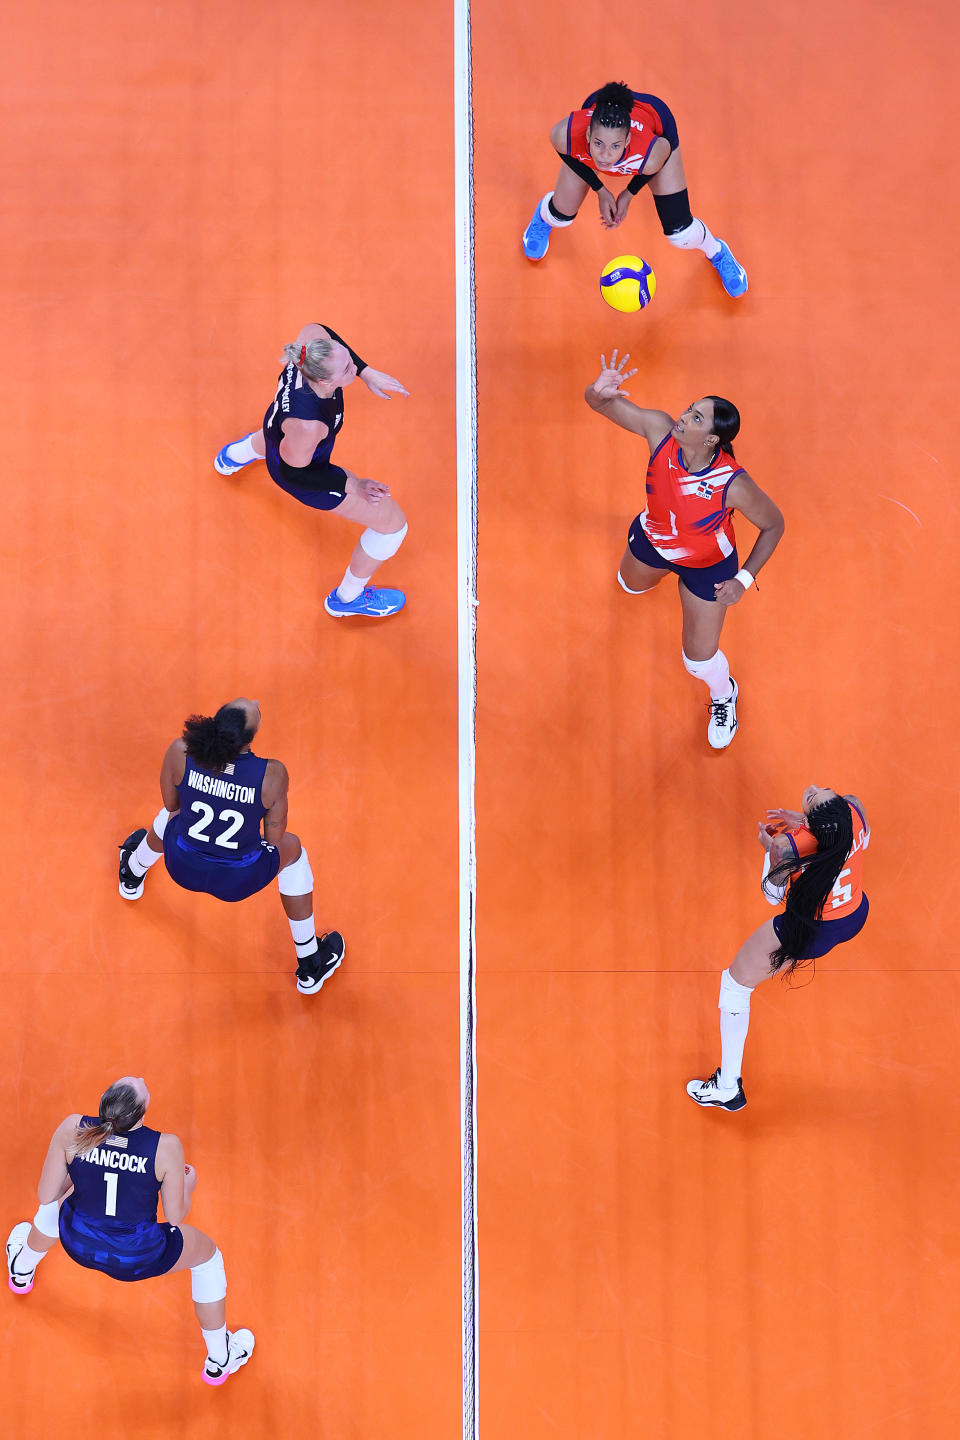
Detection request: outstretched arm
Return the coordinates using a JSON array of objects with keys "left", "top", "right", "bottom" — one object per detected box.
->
[
  {"left": 584, "top": 351, "right": 674, "bottom": 450},
  {"left": 296, "top": 322, "right": 408, "bottom": 399}
]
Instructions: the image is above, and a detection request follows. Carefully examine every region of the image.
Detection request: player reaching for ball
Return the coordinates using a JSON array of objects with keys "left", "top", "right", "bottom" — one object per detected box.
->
[
  {"left": 6, "top": 1076, "right": 254, "bottom": 1386},
  {"left": 117, "top": 698, "right": 344, "bottom": 996},
  {"left": 215, "top": 322, "right": 409, "bottom": 619},
  {"left": 687, "top": 787, "right": 870, "bottom": 1111},
  {"left": 522, "top": 82, "right": 748, "bottom": 298},
  {"left": 585, "top": 351, "right": 784, "bottom": 749}
]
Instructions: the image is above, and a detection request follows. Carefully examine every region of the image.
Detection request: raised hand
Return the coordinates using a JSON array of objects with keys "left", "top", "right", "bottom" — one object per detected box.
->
[
  {"left": 360, "top": 368, "right": 409, "bottom": 399},
  {"left": 591, "top": 349, "right": 638, "bottom": 400}
]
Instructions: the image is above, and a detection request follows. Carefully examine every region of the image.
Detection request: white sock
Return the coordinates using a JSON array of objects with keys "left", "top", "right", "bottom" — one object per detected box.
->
[
  {"left": 128, "top": 836, "right": 163, "bottom": 879},
  {"left": 719, "top": 1010, "right": 750, "bottom": 1090},
  {"left": 225, "top": 434, "right": 260, "bottom": 464},
  {"left": 201, "top": 1324, "right": 228, "bottom": 1363},
  {"left": 336, "top": 567, "right": 366, "bottom": 603},
  {"left": 289, "top": 916, "right": 318, "bottom": 960},
  {"left": 13, "top": 1239, "right": 48, "bottom": 1274},
  {"left": 697, "top": 221, "right": 721, "bottom": 259},
  {"left": 682, "top": 648, "right": 732, "bottom": 701}
]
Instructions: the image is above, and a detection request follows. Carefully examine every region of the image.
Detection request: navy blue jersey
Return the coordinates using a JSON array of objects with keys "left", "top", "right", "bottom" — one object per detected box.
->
[
  {"left": 264, "top": 362, "right": 343, "bottom": 468},
  {"left": 67, "top": 1120, "right": 163, "bottom": 1224},
  {"left": 176, "top": 751, "right": 269, "bottom": 862}
]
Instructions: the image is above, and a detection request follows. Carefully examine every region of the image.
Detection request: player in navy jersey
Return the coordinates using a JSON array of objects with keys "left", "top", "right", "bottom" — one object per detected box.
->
[
  {"left": 117, "top": 698, "right": 343, "bottom": 996},
  {"left": 6, "top": 1077, "right": 253, "bottom": 1385},
  {"left": 215, "top": 322, "right": 410, "bottom": 619}
]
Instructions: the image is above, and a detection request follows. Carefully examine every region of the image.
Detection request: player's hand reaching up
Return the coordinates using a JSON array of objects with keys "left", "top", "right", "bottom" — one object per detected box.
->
[
  {"left": 765, "top": 807, "right": 805, "bottom": 830},
  {"left": 360, "top": 368, "right": 409, "bottom": 399},
  {"left": 592, "top": 350, "right": 638, "bottom": 400}
]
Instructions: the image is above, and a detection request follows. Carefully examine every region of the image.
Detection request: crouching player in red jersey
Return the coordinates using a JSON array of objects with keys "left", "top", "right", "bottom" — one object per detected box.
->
[
  {"left": 118, "top": 698, "right": 344, "bottom": 996},
  {"left": 6, "top": 1077, "right": 254, "bottom": 1386},
  {"left": 687, "top": 788, "right": 871, "bottom": 1111},
  {"left": 586, "top": 351, "right": 784, "bottom": 749},
  {"left": 523, "top": 82, "right": 748, "bottom": 297}
]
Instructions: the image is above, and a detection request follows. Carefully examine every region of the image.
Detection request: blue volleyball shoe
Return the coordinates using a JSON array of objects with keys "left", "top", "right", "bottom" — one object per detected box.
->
[
  {"left": 214, "top": 434, "right": 259, "bottom": 476},
  {"left": 323, "top": 586, "right": 406, "bottom": 619},
  {"left": 709, "top": 240, "right": 748, "bottom": 298},
  {"left": 522, "top": 200, "right": 552, "bottom": 260}
]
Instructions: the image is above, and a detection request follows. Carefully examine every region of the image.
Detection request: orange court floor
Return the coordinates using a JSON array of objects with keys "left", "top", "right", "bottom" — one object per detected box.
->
[{"left": 2, "top": 2, "right": 959, "bottom": 1439}]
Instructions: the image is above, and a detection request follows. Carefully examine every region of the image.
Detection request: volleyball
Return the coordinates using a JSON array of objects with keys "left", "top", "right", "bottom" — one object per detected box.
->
[{"left": 599, "top": 255, "right": 656, "bottom": 312}]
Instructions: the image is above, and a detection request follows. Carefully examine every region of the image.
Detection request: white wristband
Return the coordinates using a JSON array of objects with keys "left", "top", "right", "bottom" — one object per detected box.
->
[{"left": 734, "top": 568, "right": 755, "bottom": 591}]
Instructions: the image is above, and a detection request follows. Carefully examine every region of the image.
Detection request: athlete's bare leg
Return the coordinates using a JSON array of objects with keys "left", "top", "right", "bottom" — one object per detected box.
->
[
  {"left": 332, "top": 476, "right": 407, "bottom": 582},
  {"left": 647, "top": 147, "right": 688, "bottom": 197},
  {"left": 168, "top": 1223, "right": 224, "bottom": 1330},
  {"left": 678, "top": 581, "right": 727, "bottom": 661},
  {"left": 618, "top": 548, "right": 670, "bottom": 594},
  {"left": 552, "top": 166, "right": 591, "bottom": 217},
  {"left": 728, "top": 918, "right": 781, "bottom": 989}
]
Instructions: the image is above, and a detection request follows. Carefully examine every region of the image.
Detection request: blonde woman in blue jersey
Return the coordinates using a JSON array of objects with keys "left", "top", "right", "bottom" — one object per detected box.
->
[
  {"left": 6, "top": 1077, "right": 253, "bottom": 1386},
  {"left": 215, "top": 321, "right": 410, "bottom": 619}
]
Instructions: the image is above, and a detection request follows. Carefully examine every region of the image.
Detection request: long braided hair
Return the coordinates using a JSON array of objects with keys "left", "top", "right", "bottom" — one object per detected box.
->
[{"left": 767, "top": 795, "right": 853, "bottom": 972}]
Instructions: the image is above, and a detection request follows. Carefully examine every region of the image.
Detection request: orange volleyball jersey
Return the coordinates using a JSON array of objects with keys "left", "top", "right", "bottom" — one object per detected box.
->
[
  {"left": 565, "top": 97, "right": 664, "bottom": 176},
  {"left": 639, "top": 435, "right": 742, "bottom": 567},
  {"left": 784, "top": 800, "right": 870, "bottom": 920}
]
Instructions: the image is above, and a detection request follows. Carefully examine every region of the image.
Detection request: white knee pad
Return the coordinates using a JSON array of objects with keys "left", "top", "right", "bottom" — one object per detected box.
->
[
  {"left": 719, "top": 968, "right": 753, "bottom": 1015},
  {"left": 540, "top": 191, "right": 574, "bottom": 227},
  {"left": 359, "top": 522, "right": 407, "bottom": 562},
  {"left": 152, "top": 807, "right": 171, "bottom": 838},
  {"left": 682, "top": 650, "right": 717, "bottom": 680},
  {"left": 666, "top": 218, "right": 706, "bottom": 250},
  {"left": 191, "top": 1247, "right": 227, "bottom": 1303},
  {"left": 278, "top": 847, "right": 313, "bottom": 897},
  {"left": 33, "top": 1201, "right": 60, "bottom": 1238},
  {"left": 617, "top": 571, "right": 655, "bottom": 595}
]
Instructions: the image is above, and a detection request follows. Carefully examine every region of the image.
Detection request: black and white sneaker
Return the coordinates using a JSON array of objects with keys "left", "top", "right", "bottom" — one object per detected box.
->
[
  {"left": 6, "top": 1222, "right": 36, "bottom": 1295},
  {"left": 202, "top": 1328, "right": 255, "bottom": 1386},
  {"left": 686, "top": 1068, "right": 747, "bottom": 1111},
  {"left": 707, "top": 677, "right": 739, "bottom": 750},
  {"left": 118, "top": 829, "right": 148, "bottom": 900},
  {"left": 296, "top": 931, "right": 345, "bottom": 996}
]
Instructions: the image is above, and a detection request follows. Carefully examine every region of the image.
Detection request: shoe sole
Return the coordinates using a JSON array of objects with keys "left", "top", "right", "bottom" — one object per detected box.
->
[
  {"left": 214, "top": 458, "right": 248, "bottom": 476},
  {"left": 118, "top": 883, "right": 145, "bottom": 900},
  {"left": 323, "top": 601, "right": 405, "bottom": 619},
  {"left": 6, "top": 1235, "right": 34, "bottom": 1294},
  {"left": 297, "top": 947, "right": 345, "bottom": 996}
]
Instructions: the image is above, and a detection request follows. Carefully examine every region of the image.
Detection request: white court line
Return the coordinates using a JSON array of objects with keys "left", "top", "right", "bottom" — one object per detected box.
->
[
  {"left": 454, "top": 0, "right": 479, "bottom": 1435},
  {"left": 879, "top": 495, "right": 923, "bottom": 527}
]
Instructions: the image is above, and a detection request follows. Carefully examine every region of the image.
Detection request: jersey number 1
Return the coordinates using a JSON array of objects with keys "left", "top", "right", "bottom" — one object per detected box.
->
[
  {"left": 187, "top": 802, "right": 245, "bottom": 849},
  {"left": 103, "top": 1172, "right": 118, "bottom": 1217}
]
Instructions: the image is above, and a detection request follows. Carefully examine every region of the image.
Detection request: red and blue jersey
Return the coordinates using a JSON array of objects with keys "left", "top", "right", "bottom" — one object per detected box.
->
[{"left": 639, "top": 435, "right": 742, "bottom": 567}]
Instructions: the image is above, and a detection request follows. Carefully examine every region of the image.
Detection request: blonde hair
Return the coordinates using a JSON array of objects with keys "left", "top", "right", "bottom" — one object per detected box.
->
[
  {"left": 72, "top": 1081, "right": 145, "bottom": 1157},
  {"left": 282, "top": 338, "right": 336, "bottom": 382}
]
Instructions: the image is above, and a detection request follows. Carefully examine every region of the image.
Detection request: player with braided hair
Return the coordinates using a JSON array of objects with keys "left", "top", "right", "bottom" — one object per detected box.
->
[
  {"left": 214, "top": 322, "right": 410, "bottom": 618},
  {"left": 687, "top": 787, "right": 871, "bottom": 1111},
  {"left": 522, "top": 81, "right": 748, "bottom": 297}
]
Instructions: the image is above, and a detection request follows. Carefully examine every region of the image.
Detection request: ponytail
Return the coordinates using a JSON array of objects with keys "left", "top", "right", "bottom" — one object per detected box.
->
[
  {"left": 182, "top": 704, "right": 255, "bottom": 774},
  {"left": 73, "top": 1082, "right": 145, "bottom": 1157},
  {"left": 767, "top": 796, "right": 854, "bottom": 972},
  {"left": 705, "top": 395, "right": 740, "bottom": 458},
  {"left": 590, "top": 81, "right": 634, "bottom": 133},
  {"left": 281, "top": 338, "right": 335, "bottom": 382}
]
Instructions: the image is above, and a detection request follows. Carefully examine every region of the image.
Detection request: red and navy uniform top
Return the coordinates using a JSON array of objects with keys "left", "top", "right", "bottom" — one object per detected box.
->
[
  {"left": 566, "top": 90, "right": 665, "bottom": 176},
  {"left": 175, "top": 751, "right": 269, "bottom": 862},
  {"left": 264, "top": 361, "right": 343, "bottom": 467},
  {"left": 67, "top": 1122, "right": 163, "bottom": 1225},
  {"left": 639, "top": 435, "right": 743, "bottom": 567}
]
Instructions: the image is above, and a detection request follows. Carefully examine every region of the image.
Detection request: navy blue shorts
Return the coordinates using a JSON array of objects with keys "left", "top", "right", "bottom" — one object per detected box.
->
[
  {"left": 627, "top": 517, "right": 739, "bottom": 601},
  {"left": 164, "top": 822, "right": 282, "bottom": 903},
  {"left": 60, "top": 1206, "right": 183, "bottom": 1283},
  {"left": 264, "top": 437, "right": 348, "bottom": 511},
  {"left": 773, "top": 894, "right": 870, "bottom": 961}
]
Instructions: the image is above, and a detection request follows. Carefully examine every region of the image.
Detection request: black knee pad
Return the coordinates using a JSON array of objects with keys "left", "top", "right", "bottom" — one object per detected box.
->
[{"left": 653, "top": 188, "right": 694, "bottom": 237}]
